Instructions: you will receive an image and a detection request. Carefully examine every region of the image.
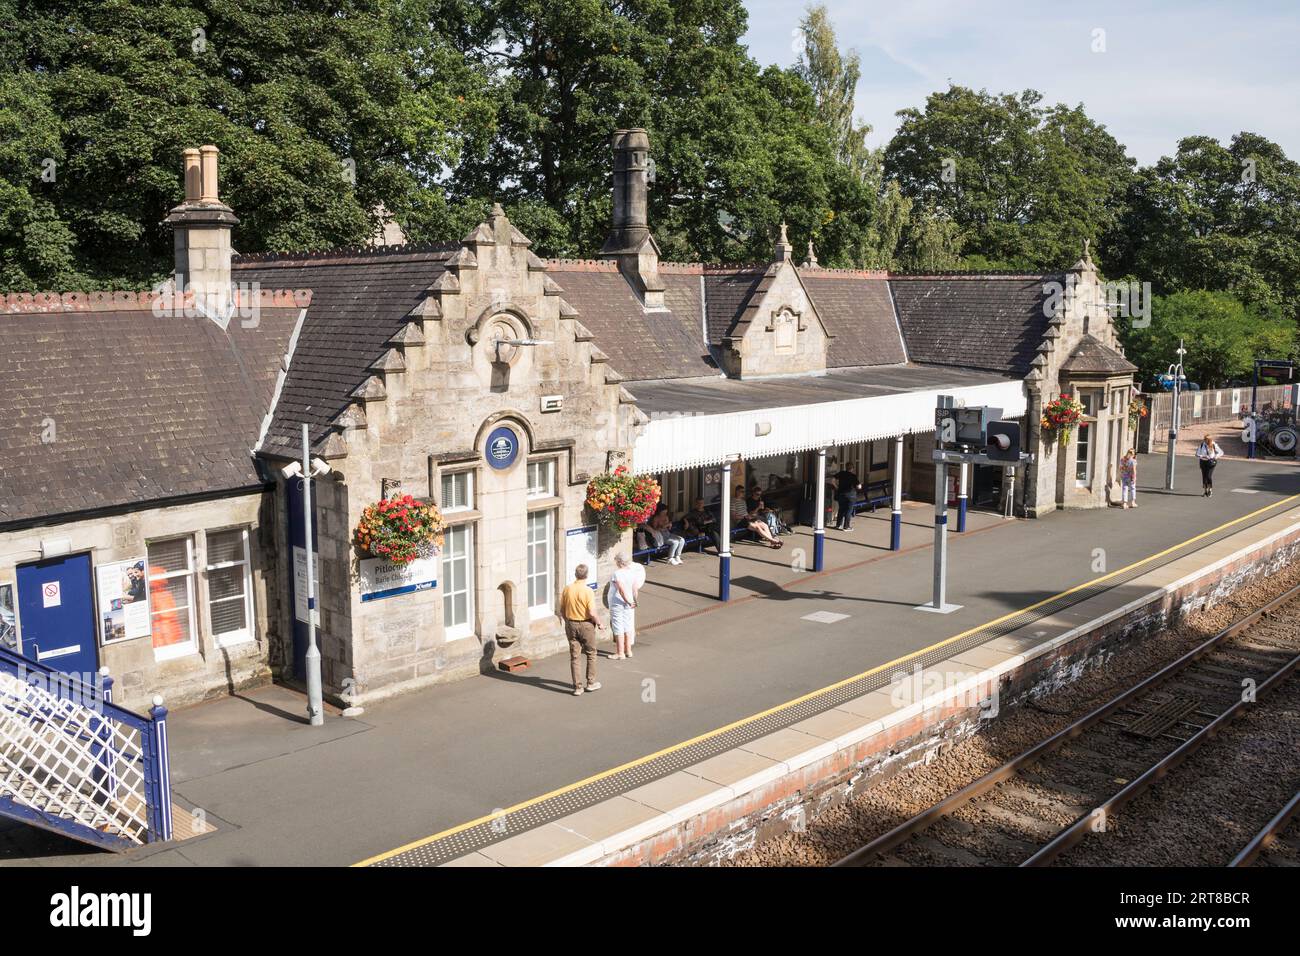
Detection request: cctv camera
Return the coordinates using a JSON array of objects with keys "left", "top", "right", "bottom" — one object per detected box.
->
[
  {"left": 310, "top": 457, "right": 332, "bottom": 477},
  {"left": 281, "top": 461, "right": 303, "bottom": 479}
]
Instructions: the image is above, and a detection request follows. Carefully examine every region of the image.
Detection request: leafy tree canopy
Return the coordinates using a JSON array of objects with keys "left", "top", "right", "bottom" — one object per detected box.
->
[
  {"left": 0, "top": 0, "right": 492, "bottom": 290},
  {"left": 1119, "top": 290, "right": 1297, "bottom": 389},
  {"left": 883, "top": 85, "right": 1135, "bottom": 271}
]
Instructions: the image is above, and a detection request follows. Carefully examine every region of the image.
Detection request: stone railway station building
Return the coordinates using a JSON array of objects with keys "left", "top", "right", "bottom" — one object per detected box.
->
[{"left": 0, "top": 132, "right": 1138, "bottom": 712}]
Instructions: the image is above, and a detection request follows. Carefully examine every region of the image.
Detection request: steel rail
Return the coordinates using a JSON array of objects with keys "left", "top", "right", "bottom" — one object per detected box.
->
[
  {"left": 833, "top": 579, "right": 1300, "bottom": 868},
  {"left": 1022, "top": 647, "right": 1300, "bottom": 865},
  {"left": 1228, "top": 789, "right": 1300, "bottom": 868}
]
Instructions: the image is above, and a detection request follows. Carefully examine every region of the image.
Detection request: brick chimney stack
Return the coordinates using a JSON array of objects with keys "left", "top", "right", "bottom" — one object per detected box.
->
[
  {"left": 599, "top": 128, "right": 665, "bottom": 309},
  {"left": 165, "top": 145, "right": 238, "bottom": 319}
]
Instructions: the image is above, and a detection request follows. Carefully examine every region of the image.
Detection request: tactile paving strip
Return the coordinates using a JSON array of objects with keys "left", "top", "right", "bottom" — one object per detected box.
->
[{"left": 373, "top": 504, "right": 1296, "bottom": 866}]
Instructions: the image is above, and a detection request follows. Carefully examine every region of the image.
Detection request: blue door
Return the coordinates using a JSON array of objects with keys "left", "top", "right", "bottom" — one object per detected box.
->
[
  {"left": 285, "top": 476, "right": 318, "bottom": 682},
  {"left": 15, "top": 553, "right": 99, "bottom": 678}
]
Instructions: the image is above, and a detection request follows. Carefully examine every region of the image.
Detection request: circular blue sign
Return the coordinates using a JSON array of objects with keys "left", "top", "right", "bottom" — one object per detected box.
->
[{"left": 485, "top": 425, "right": 520, "bottom": 470}]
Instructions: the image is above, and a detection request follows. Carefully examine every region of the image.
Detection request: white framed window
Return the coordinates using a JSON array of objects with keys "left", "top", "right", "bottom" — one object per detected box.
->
[
  {"left": 442, "top": 523, "right": 475, "bottom": 640},
  {"left": 1075, "top": 422, "right": 1093, "bottom": 486},
  {"left": 205, "top": 528, "right": 254, "bottom": 647},
  {"left": 146, "top": 536, "right": 198, "bottom": 661},
  {"left": 440, "top": 470, "right": 474, "bottom": 512},
  {"left": 527, "top": 509, "right": 555, "bottom": 619},
  {"left": 526, "top": 459, "right": 556, "bottom": 498}
]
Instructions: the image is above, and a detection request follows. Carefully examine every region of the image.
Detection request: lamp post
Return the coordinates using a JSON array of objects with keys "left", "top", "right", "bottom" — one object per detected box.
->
[
  {"left": 1164, "top": 340, "right": 1186, "bottom": 491},
  {"left": 290, "top": 423, "right": 333, "bottom": 727}
]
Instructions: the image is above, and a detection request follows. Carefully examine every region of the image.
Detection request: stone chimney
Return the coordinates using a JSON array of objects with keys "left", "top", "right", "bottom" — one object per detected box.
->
[
  {"left": 164, "top": 145, "right": 238, "bottom": 318},
  {"left": 599, "top": 128, "right": 665, "bottom": 309}
]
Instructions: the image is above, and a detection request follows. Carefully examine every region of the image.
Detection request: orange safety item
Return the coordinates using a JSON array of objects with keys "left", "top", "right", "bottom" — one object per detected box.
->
[{"left": 148, "top": 566, "right": 185, "bottom": 649}]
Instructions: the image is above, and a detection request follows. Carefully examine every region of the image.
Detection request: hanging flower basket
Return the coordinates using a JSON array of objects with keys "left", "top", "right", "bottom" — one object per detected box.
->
[
  {"left": 354, "top": 494, "right": 444, "bottom": 564},
  {"left": 585, "top": 465, "right": 660, "bottom": 532},
  {"left": 1040, "top": 393, "right": 1086, "bottom": 447},
  {"left": 1128, "top": 395, "right": 1149, "bottom": 431}
]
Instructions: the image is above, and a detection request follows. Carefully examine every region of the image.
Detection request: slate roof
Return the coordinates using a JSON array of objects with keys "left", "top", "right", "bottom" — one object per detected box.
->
[
  {"left": 701, "top": 268, "right": 767, "bottom": 345},
  {"left": 889, "top": 275, "right": 1057, "bottom": 376},
  {"left": 1060, "top": 333, "right": 1139, "bottom": 375},
  {"left": 233, "top": 246, "right": 454, "bottom": 456},
  {"left": 798, "top": 271, "right": 906, "bottom": 368},
  {"left": 0, "top": 294, "right": 303, "bottom": 527},
  {"left": 546, "top": 263, "right": 716, "bottom": 381}
]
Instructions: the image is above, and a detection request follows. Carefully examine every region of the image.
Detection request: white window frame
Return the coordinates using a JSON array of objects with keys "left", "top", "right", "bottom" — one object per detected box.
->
[
  {"left": 526, "top": 459, "right": 556, "bottom": 499},
  {"left": 526, "top": 509, "right": 556, "bottom": 620},
  {"left": 440, "top": 470, "right": 475, "bottom": 513},
  {"left": 442, "top": 522, "right": 476, "bottom": 640},
  {"left": 1075, "top": 421, "right": 1093, "bottom": 487},
  {"left": 204, "top": 527, "right": 255, "bottom": 648},
  {"left": 146, "top": 535, "right": 199, "bottom": 662}
]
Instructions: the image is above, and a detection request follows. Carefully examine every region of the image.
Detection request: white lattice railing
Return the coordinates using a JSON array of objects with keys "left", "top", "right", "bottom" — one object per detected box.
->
[{"left": 0, "top": 649, "right": 172, "bottom": 850}]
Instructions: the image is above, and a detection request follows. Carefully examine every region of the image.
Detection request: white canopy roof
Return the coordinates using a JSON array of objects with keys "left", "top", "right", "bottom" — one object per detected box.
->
[{"left": 629, "top": 372, "right": 1027, "bottom": 474}]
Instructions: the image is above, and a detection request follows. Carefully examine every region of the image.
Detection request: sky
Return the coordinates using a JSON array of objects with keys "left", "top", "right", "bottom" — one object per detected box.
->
[{"left": 740, "top": 0, "right": 1300, "bottom": 166}]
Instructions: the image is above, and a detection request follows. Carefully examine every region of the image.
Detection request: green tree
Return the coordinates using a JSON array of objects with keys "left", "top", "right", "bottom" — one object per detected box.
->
[
  {"left": 1119, "top": 290, "right": 1297, "bottom": 389},
  {"left": 884, "top": 85, "right": 1134, "bottom": 270},
  {"left": 1106, "top": 133, "right": 1300, "bottom": 324},
  {"left": 431, "top": 0, "right": 882, "bottom": 266},
  {"left": 0, "top": 0, "right": 492, "bottom": 291},
  {"left": 795, "top": 3, "right": 873, "bottom": 183}
]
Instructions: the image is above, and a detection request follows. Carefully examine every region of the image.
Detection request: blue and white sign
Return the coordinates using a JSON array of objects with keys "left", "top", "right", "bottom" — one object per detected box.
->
[
  {"left": 485, "top": 425, "right": 521, "bottom": 470},
  {"left": 359, "top": 554, "right": 438, "bottom": 602}
]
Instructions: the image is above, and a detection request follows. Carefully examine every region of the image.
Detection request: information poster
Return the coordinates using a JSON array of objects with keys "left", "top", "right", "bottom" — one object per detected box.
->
[
  {"left": 0, "top": 582, "right": 16, "bottom": 652},
  {"left": 359, "top": 555, "right": 437, "bottom": 602},
  {"left": 292, "top": 546, "right": 320, "bottom": 625},
  {"left": 565, "top": 525, "right": 599, "bottom": 591},
  {"left": 95, "top": 558, "right": 151, "bottom": 645}
]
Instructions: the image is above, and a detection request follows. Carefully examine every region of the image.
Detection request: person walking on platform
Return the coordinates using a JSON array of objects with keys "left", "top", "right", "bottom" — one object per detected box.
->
[
  {"left": 1196, "top": 434, "right": 1224, "bottom": 497},
  {"left": 832, "top": 463, "right": 861, "bottom": 531},
  {"left": 560, "top": 565, "right": 603, "bottom": 696},
  {"left": 1119, "top": 448, "right": 1138, "bottom": 509},
  {"left": 607, "top": 553, "right": 643, "bottom": 660}
]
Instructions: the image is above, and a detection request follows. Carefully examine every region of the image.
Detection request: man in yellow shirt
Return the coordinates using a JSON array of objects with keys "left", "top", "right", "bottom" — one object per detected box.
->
[{"left": 560, "top": 564, "right": 604, "bottom": 696}]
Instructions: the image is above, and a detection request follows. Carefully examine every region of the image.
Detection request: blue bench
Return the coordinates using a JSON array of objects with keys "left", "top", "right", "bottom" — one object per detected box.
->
[{"left": 632, "top": 517, "right": 754, "bottom": 563}]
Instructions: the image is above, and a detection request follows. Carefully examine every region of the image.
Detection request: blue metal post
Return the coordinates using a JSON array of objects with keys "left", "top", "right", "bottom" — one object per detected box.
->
[
  {"left": 813, "top": 449, "right": 826, "bottom": 571},
  {"left": 890, "top": 435, "right": 904, "bottom": 550},
  {"left": 957, "top": 461, "right": 969, "bottom": 532},
  {"left": 718, "top": 461, "right": 732, "bottom": 601},
  {"left": 145, "top": 696, "right": 173, "bottom": 842}
]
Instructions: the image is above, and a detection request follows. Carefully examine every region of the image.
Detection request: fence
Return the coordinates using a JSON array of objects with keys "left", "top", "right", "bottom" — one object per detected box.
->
[
  {"left": 0, "top": 646, "right": 172, "bottom": 850},
  {"left": 1146, "top": 383, "right": 1295, "bottom": 434}
]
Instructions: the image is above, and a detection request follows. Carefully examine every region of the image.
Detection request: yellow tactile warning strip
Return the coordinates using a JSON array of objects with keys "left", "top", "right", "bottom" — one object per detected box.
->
[{"left": 358, "top": 494, "right": 1300, "bottom": 867}]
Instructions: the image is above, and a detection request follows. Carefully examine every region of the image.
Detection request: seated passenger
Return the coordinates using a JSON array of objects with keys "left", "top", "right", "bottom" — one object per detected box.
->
[
  {"left": 649, "top": 504, "right": 686, "bottom": 565},
  {"left": 682, "top": 498, "right": 722, "bottom": 553},
  {"left": 731, "top": 484, "right": 782, "bottom": 549}
]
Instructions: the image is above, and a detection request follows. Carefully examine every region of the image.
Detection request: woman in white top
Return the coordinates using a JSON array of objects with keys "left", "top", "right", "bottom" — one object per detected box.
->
[
  {"left": 607, "top": 553, "right": 644, "bottom": 659},
  {"left": 1196, "top": 434, "right": 1224, "bottom": 497}
]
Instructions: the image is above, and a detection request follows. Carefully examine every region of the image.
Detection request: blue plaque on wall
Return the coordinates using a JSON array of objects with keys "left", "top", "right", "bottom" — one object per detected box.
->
[{"left": 485, "top": 425, "right": 520, "bottom": 470}]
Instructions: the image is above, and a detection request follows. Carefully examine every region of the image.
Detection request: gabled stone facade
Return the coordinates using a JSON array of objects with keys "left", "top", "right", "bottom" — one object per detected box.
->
[
  {"left": 296, "top": 204, "right": 643, "bottom": 704},
  {"left": 716, "top": 226, "right": 832, "bottom": 379},
  {"left": 1023, "top": 249, "right": 1139, "bottom": 515}
]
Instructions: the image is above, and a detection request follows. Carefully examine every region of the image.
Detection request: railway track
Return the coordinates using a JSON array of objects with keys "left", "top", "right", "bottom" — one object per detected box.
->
[
  {"left": 833, "top": 581, "right": 1300, "bottom": 868},
  {"left": 1230, "top": 790, "right": 1300, "bottom": 867}
]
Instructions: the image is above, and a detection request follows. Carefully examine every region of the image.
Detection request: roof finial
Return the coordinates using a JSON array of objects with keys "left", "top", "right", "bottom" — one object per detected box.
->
[
  {"left": 802, "top": 239, "right": 819, "bottom": 269},
  {"left": 774, "top": 221, "right": 793, "bottom": 262}
]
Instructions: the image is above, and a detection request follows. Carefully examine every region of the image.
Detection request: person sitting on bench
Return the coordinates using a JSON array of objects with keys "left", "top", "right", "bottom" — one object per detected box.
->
[
  {"left": 731, "top": 484, "right": 782, "bottom": 549},
  {"left": 682, "top": 498, "right": 721, "bottom": 553},
  {"left": 747, "top": 484, "right": 784, "bottom": 537}
]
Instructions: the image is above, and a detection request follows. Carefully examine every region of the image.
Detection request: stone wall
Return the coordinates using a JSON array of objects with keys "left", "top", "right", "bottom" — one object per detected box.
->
[{"left": 0, "top": 491, "right": 277, "bottom": 712}]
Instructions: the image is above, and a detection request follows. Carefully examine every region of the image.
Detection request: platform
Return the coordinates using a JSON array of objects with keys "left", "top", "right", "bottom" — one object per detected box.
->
[{"left": 1, "top": 454, "right": 1297, "bottom": 867}]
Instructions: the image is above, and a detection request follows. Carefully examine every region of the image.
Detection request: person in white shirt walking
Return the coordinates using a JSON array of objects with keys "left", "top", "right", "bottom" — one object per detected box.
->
[{"left": 1196, "top": 434, "right": 1224, "bottom": 497}]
